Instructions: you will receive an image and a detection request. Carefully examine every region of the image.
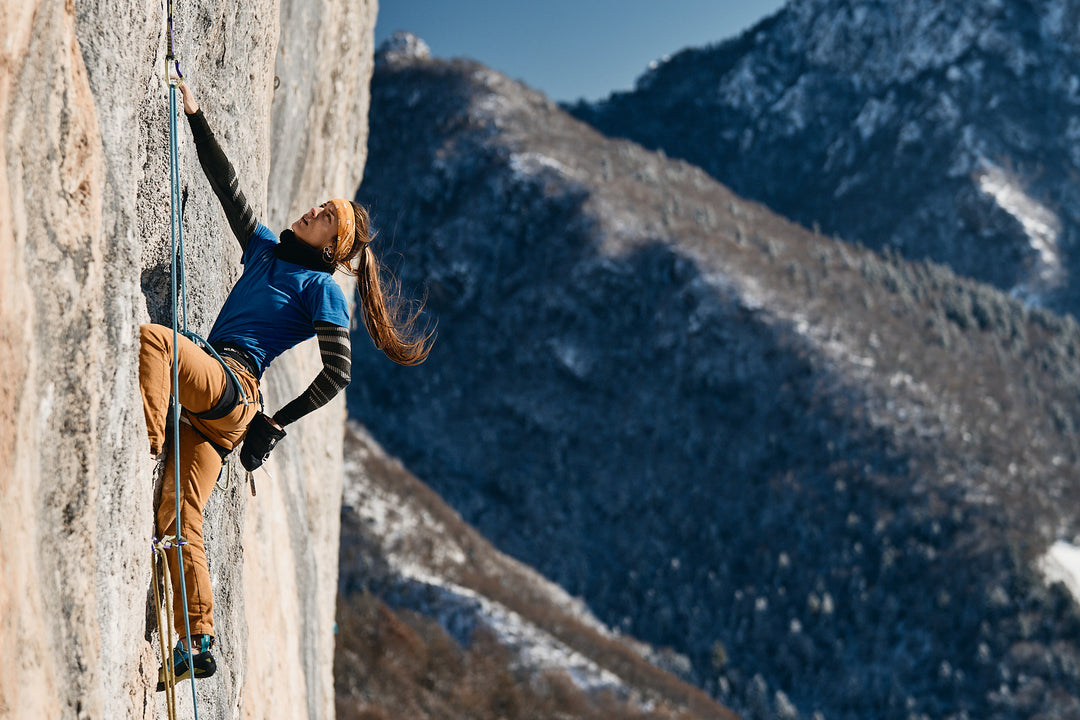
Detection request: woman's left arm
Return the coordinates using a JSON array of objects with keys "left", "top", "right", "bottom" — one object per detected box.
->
[
  {"left": 177, "top": 81, "right": 259, "bottom": 251},
  {"left": 272, "top": 323, "right": 352, "bottom": 427}
]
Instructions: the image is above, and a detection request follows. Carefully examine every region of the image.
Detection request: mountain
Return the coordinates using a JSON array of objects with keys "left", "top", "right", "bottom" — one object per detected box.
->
[
  {"left": 349, "top": 33, "right": 1080, "bottom": 720},
  {"left": 568, "top": 0, "right": 1080, "bottom": 316},
  {"left": 336, "top": 423, "right": 737, "bottom": 720}
]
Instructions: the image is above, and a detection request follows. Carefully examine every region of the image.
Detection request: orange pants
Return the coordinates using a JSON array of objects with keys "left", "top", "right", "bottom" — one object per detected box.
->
[{"left": 139, "top": 323, "right": 260, "bottom": 638}]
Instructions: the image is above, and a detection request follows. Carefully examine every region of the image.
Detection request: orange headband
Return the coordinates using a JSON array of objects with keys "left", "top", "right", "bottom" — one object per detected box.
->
[{"left": 329, "top": 198, "right": 355, "bottom": 260}]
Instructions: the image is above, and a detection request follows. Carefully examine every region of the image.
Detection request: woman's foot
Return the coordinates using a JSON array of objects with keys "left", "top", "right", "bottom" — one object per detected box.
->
[{"left": 157, "top": 635, "right": 216, "bottom": 691}]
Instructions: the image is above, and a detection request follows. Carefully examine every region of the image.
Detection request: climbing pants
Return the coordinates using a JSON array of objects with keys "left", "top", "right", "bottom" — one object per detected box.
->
[{"left": 138, "top": 323, "right": 260, "bottom": 638}]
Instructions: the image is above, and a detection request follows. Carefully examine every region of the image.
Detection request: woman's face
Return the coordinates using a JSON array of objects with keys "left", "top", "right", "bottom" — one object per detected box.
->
[{"left": 291, "top": 202, "right": 338, "bottom": 249}]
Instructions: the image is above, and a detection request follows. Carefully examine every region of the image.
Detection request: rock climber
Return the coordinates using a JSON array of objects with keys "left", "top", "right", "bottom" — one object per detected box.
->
[{"left": 140, "top": 77, "right": 433, "bottom": 690}]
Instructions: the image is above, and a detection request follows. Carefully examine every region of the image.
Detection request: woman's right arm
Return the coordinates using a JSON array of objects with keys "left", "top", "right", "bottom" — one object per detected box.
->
[{"left": 178, "top": 81, "right": 258, "bottom": 251}]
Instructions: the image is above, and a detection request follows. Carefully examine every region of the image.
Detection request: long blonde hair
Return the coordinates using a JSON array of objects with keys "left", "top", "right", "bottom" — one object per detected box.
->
[{"left": 334, "top": 201, "right": 434, "bottom": 365}]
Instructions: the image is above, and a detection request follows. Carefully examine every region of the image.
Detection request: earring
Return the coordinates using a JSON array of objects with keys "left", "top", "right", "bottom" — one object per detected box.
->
[{"left": 322, "top": 245, "right": 334, "bottom": 263}]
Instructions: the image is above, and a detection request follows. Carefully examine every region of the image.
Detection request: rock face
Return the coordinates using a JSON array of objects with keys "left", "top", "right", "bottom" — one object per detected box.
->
[
  {"left": 0, "top": 0, "right": 374, "bottom": 718},
  {"left": 351, "top": 36, "right": 1080, "bottom": 720},
  {"left": 569, "top": 0, "right": 1080, "bottom": 315}
]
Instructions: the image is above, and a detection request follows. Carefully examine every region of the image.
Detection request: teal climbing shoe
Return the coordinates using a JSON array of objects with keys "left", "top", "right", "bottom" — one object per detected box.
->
[{"left": 157, "top": 635, "right": 216, "bottom": 691}]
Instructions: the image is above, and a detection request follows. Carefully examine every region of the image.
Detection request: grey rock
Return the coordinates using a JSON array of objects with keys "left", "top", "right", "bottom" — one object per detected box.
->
[{"left": 1, "top": 0, "right": 374, "bottom": 717}]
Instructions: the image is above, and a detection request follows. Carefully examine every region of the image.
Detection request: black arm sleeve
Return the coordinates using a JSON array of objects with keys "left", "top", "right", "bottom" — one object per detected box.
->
[
  {"left": 186, "top": 109, "right": 259, "bottom": 251},
  {"left": 272, "top": 323, "right": 352, "bottom": 427}
]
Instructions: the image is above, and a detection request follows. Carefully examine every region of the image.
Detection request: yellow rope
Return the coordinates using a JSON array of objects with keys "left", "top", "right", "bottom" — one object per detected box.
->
[{"left": 152, "top": 538, "right": 179, "bottom": 720}]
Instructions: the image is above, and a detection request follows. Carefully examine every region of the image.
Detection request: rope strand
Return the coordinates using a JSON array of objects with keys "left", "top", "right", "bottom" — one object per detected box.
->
[
  {"left": 152, "top": 539, "right": 179, "bottom": 720},
  {"left": 167, "top": 40, "right": 200, "bottom": 718}
]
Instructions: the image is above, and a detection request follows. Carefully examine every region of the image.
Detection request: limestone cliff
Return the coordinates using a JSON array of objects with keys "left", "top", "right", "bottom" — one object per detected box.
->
[{"left": 0, "top": 0, "right": 375, "bottom": 718}]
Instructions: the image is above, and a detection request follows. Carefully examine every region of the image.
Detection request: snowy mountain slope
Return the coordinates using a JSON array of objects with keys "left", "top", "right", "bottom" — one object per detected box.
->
[
  {"left": 348, "top": 34, "right": 1080, "bottom": 720},
  {"left": 338, "top": 423, "right": 737, "bottom": 720},
  {"left": 570, "top": 0, "right": 1080, "bottom": 315}
]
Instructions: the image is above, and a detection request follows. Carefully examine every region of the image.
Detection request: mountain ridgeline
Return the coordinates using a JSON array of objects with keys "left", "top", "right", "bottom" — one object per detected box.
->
[
  {"left": 349, "top": 31, "right": 1080, "bottom": 720},
  {"left": 569, "top": 0, "right": 1080, "bottom": 316}
]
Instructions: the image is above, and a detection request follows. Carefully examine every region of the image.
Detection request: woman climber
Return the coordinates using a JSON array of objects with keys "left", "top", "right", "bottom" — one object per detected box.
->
[{"left": 140, "top": 78, "right": 433, "bottom": 689}]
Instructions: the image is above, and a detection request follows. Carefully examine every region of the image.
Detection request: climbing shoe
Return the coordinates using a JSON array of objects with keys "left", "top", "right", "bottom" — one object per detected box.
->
[{"left": 157, "top": 635, "right": 216, "bottom": 691}]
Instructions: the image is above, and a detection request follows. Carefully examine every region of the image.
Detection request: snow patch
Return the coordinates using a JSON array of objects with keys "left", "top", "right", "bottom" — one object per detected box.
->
[
  {"left": 720, "top": 60, "right": 774, "bottom": 111},
  {"left": 509, "top": 151, "right": 573, "bottom": 181},
  {"left": 897, "top": 121, "right": 923, "bottom": 150},
  {"left": 770, "top": 76, "right": 813, "bottom": 135},
  {"left": 395, "top": 574, "right": 628, "bottom": 694},
  {"left": 1042, "top": 2, "right": 1066, "bottom": 39},
  {"left": 928, "top": 92, "right": 961, "bottom": 130},
  {"left": 1039, "top": 541, "right": 1080, "bottom": 604},
  {"left": 471, "top": 92, "right": 512, "bottom": 125},
  {"left": 352, "top": 495, "right": 627, "bottom": 693},
  {"left": 975, "top": 162, "right": 1064, "bottom": 302},
  {"left": 833, "top": 172, "right": 866, "bottom": 199},
  {"left": 375, "top": 32, "right": 431, "bottom": 66},
  {"left": 791, "top": 313, "right": 875, "bottom": 370},
  {"left": 347, "top": 470, "right": 468, "bottom": 572}
]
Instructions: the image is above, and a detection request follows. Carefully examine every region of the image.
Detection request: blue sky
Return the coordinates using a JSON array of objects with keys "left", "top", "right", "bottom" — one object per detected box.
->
[{"left": 374, "top": 1, "right": 789, "bottom": 102}]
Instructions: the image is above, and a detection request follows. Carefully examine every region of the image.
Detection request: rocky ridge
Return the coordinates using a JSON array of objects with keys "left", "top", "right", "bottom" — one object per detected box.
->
[
  {"left": 337, "top": 422, "right": 737, "bottom": 720},
  {"left": 570, "top": 0, "right": 1080, "bottom": 315},
  {"left": 350, "top": 34, "right": 1080, "bottom": 720}
]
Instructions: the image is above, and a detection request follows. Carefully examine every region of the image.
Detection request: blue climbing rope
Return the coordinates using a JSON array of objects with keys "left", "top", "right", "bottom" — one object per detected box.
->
[
  {"left": 167, "top": 75, "right": 200, "bottom": 720},
  {"left": 165, "top": 3, "right": 200, "bottom": 717}
]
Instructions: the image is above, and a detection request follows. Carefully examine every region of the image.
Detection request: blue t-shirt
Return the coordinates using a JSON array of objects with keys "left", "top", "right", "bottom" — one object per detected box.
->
[{"left": 207, "top": 224, "right": 350, "bottom": 378}]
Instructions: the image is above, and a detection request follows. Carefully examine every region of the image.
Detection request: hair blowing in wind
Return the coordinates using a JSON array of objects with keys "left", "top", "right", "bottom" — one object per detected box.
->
[{"left": 338, "top": 201, "right": 435, "bottom": 365}]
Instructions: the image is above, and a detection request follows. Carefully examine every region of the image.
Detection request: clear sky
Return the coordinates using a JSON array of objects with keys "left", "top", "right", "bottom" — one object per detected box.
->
[{"left": 374, "top": 1, "right": 789, "bottom": 103}]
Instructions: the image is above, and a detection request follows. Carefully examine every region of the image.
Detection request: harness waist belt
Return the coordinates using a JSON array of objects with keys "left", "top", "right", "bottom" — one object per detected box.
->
[{"left": 209, "top": 342, "right": 259, "bottom": 378}]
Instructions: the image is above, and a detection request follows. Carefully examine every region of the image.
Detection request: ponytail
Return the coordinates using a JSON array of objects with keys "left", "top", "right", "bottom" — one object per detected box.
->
[{"left": 337, "top": 202, "right": 434, "bottom": 366}]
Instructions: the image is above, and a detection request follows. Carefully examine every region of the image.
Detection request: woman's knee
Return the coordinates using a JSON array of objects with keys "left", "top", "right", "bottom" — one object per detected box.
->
[{"left": 139, "top": 323, "right": 170, "bottom": 351}]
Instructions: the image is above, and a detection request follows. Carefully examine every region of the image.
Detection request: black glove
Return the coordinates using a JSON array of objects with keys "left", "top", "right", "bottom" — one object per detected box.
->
[{"left": 240, "top": 413, "right": 286, "bottom": 472}]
